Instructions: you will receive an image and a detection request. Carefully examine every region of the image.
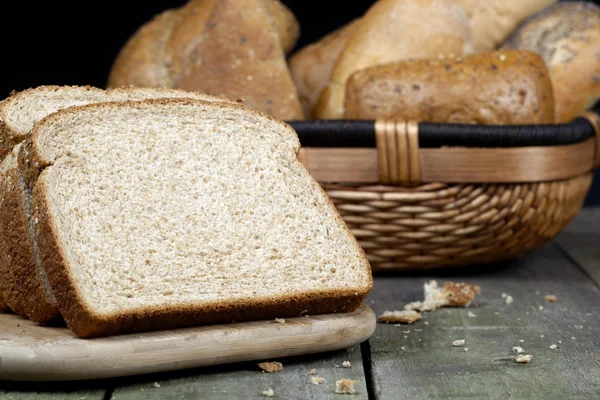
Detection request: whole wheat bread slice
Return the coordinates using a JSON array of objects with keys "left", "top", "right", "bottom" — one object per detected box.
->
[
  {"left": 21, "top": 99, "right": 372, "bottom": 338},
  {"left": 0, "top": 86, "right": 232, "bottom": 323}
]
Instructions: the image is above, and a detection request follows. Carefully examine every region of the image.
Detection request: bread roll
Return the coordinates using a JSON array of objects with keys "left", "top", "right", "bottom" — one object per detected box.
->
[
  {"left": 108, "top": 0, "right": 303, "bottom": 120},
  {"left": 345, "top": 50, "right": 555, "bottom": 125},
  {"left": 314, "top": 0, "right": 473, "bottom": 120},
  {"left": 454, "top": 0, "right": 557, "bottom": 52},
  {"left": 289, "top": 19, "right": 361, "bottom": 118},
  {"left": 502, "top": 2, "right": 600, "bottom": 123}
]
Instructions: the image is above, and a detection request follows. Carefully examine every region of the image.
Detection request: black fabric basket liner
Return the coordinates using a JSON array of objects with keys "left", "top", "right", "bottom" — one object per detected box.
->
[{"left": 289, "top": 118, "right": 596, "bottom": 149}]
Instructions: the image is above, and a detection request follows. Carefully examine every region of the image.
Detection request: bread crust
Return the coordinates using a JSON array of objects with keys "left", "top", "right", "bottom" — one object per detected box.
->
[
  {"left": 345, "top": 50, "right": 555, "bottom": 124},
  {"left": 107, "top": 0, "right": 303, "bottom": 119},
  {"left": 289, "top": 19, "right": 360, "bottom": 118},
  {"left": 24, "top": 98, "right": 372, "bottom": 338},
  {"left": 455, "top": 0, "right": 557, "bottom": 52},
  {"left": 315, "top": 0, "right": 473, "bottom": 119},
  {"left": 0, "top": 150, "right": 60, "bottom": 322},
  {"left": 502, "top": 2, "right": 600, "bottom": 122}
]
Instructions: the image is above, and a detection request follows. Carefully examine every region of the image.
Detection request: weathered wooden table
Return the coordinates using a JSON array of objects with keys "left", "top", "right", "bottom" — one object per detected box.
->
[{"left": 1, "top": 208, "right": 599, "bottom": 399}]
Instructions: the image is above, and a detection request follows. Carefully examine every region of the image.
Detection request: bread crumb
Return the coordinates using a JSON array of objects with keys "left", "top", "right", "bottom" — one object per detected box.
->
[
  {"left": 401, "top": 346, "right": 406, "bottom": 351},
  {"left": 275, "top": 318, "right": 285, "bottom": 323},
  {"left": 342, "top": 361, "right": 351, "bottom": 368},
  {"left": 516, "top": 355, "right": 533, "bottom": 363},
  {"left": 572, "top": 337, "right": 576, "bottom": 340},
  {"left": 464, "top": 347, "right": 469, "bottom": 352},
  {"left": 335, "top": 379, "right": 357, "bottom": 394},
  {"left": 424, "top": 321, "right": 429, "bottom": 325},
  {"left": 310, "top": 369, "right": 316, "bottom": 375},
  {"left": 403, "top": 335, "right": 408, "bottom": 339},
  {"left": 404, "top": 281, "right": 481, "bottom": 312},
  {"left": 505, "top": 295, "right": 514, "bottom": 305},
  {"left": 499, "top": 54, "right": 507, "bottom": 61},
  {"left": 258, "top": 361, "right": 283, "bottom": 373},
  {"left": 311, "top": 376, "right": 325, "bottom": 385},
  {"left": 544, "top": 295, "right": 557, "bottom": 303},
  {"left": 550, "top": 344, "right": 558, "bottom": 350},
  {"left": 501, "top": 293, "right": 507, "bottom": 298},
  {"left": 519, "top": 340, "right": 525, "bottom": 343},
  {"left": 558, "top": 340, "right": 562, "bottom": 344},
  {"left": 402, "top": 330, "right": 410, "bottom": 334},
  {"left": 262, "top": 388, "right": 275, "bottom": 397},
  {"left": 540, "top": 335, "right": 545, "bottom": 338},
  {"left": 153, "top": 382, "right": 160, "bottom": 388},
  {"left": 467, "top": 311, "right": 476, "bottom": 318},
  {"left": 539, "top": 306, "right": 544, "bottom": 311},
  {"left": 378, "top": 310, "right": 422, "bottom": 324},
  {"left": 513, "top": 346, "right": 524, "bottom": 354},
  {"left": 453, "top": 339, "right": 466, "bottom": 347}
]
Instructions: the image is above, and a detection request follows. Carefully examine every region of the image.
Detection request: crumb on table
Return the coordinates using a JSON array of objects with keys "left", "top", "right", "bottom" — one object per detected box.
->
[
  {"left": 262, "top": 388, "right": 275, "bottom": 397},
  {"left": 275, "top": 318, "right": 286, "bottom": 323},
  {"left": 336, "top": 379, "right": 357, "bottom": 394},
  {"left": 513, "top": 346, "right": 524, "bottom": 354},
  {"left": 452, "top": 339, "right": 466, "bottom": 347},
  {"left": 342, "top": 361, "right": 352, "bottom": 368},
  {"left": 544, "top": 295, "right": 557, "bottom": 303},
  {"left": 516, "top": 355, "right": 533, "bottom": 363},
  {"left": 310, "top": 368, "right": 316, "bottom": 375},
  {"left": 311, "top": 376, "right": 325, "bottom": 385},
  {"left": 377, "top": 310, "right": 422, "bottom": 324},
  {"left": 258, "top": 361, "right": 283, "bottom": 373}
]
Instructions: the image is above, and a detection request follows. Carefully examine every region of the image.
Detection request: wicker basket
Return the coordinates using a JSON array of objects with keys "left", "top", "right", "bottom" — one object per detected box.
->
[{"left": 290, "top": 113, "right": 600, "bottom": 271}]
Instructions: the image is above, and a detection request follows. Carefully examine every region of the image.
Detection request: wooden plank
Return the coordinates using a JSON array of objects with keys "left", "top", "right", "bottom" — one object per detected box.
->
[
  {"left": 555, "top": 208, "right": 600, "bottom": 285},
  {"left": 365, "top": 244, "right": 600, "bottom": 399},
  {"left": 0, "top": 384, "right": 105, "bottom": 399},
  {"left": 109, "top": 346, "right": 367, "bottom": 400}
]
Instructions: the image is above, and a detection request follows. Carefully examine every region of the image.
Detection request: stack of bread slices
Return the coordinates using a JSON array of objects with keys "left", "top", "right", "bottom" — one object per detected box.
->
[{"left": 0, "top": 86, "right": 372, "bottom": 338}]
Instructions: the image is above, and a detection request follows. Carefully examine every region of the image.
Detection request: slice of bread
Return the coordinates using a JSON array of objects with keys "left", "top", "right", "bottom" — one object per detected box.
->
[
  {"left": 0, "top": 86, "right": 232, "bottom": 324},
  {"left": 22, "top": 99, "right": 372, "bottom": 338}
]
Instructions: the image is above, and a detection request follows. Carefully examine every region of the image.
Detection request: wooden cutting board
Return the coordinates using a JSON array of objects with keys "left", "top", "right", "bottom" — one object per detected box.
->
[{"left": 0, "top": 305, "right": 375, "bottom": 382}]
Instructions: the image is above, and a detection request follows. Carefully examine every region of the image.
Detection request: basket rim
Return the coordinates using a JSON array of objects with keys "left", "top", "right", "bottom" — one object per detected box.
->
[{"left": 288, "top": 117, "right": 597, "bottom": 149}]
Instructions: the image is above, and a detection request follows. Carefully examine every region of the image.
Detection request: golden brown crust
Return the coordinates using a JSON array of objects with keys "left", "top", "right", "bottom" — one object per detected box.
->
[
  {"left": 454, "top": 0, "right": 557, "bottom": 52},
  {"left": 502, "top": 2, "right": 600, "bottom": 122},
  {"left": 0, "top": 158, "right": 60, "bottom": 322},
  {"left": 107, "top": 0, "right": 303, "bottom": 119},
  {"left": 315, "top": 0, "right": 473, "bottom": 119},
  {"left": 108, "top": 10, "right": 178, "bottom": 88},
  {"left": 289, "top": 19, "right": 360, "bottom": 118},
  {"left": 25, "top": 98, "right": 371, "bottom": 338},
  {"left": 344, "top": 50, "right": 555, "bottom": 124},
  {"left": 266, "top": 0, "right": 300, "bottom": 55},
  {"left": 175, "top": 0, "right": 304, "bottom": 120}
]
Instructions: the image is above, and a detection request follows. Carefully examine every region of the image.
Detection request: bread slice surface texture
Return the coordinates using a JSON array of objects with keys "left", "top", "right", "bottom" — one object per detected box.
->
[{"left": 26, "top": 99, "right": 372, "bottom": 338}]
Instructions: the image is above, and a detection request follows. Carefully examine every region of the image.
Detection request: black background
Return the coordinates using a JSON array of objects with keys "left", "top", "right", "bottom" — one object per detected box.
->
[{"left": 1, "top": 1, "right": 598, "bottom": 204}]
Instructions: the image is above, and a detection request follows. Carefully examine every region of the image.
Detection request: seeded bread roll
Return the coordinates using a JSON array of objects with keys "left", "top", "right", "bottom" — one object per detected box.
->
[
  {"left": 108, "top": 0, "right": 304, "bottom": 120},
  {"left": 22, "top": 99, "right": 372, "bottom": 338},
  {"left": 314, "top": 0, "right": 473, "bottom": 120},
  {"left": 454, "top": 0, "right": 557, "bottom": 52},
  {"left": 345, "top": 50, "right": 555, "bottom": 125},
  {"left": 289, "top": 19, "right": 361, "bottom": 118},
  {"left": 502, "top": 2, "right": 600, "bottom": 122}
]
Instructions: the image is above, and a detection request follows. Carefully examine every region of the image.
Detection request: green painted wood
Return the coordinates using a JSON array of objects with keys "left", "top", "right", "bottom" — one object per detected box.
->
[
  {"left": 365, "top": 244, "right": 600, "bottom": 399},
  {"left": 555, "top": 208, "right": 600, "bottom": 285},
  {"left": 109, "top": 346, "right": 367, "bottom": 400},
  {"left": 0, "top": 386, "right": 105, "bottom": 400}
]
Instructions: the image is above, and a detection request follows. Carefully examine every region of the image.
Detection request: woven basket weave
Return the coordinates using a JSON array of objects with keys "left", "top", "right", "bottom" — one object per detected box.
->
[
  {"left": 292, "top": 113, "right": 600, "bottom": 271},
  {"left": 323, "top": 176, "right": 591, "bottom": 270}
]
